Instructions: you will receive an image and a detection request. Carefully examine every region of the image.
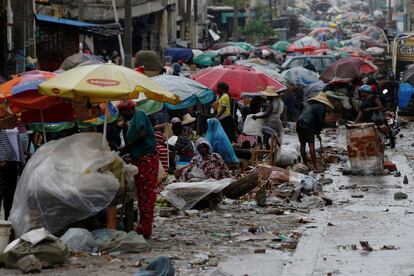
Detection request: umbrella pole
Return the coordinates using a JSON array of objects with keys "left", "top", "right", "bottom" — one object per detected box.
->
[
  {"left": 40, "top": 110, "right": 47, "bottom": 143},
  {"left": 103, "top": 101, "right": 109, "bottom": 148}
]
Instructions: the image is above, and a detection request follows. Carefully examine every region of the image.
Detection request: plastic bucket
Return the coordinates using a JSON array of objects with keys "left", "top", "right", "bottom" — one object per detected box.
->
[{"left": 0, "top": 220, "right": 12, "bottom": 253}]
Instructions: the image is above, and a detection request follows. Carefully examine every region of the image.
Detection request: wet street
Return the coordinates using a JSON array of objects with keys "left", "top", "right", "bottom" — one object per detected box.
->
[{"left": 211, "top": 124, "right": 414, "bottom": 276}]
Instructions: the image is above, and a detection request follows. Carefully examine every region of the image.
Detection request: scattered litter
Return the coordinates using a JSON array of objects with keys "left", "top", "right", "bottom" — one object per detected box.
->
[
  {"left": 60, "top": 228, "right": 96, "bottom": 253},
  {"left": 293, "top": 196, "right": 325, "bottom": 209},
  {"left": 360, "top": 241, "right": 373, "bottom": 252},
  {"left": 92, "top": 229, "right": 150, "bottom": 254},
  {"left": 394, "top": 192, "right": 408, "bottom": 200},
  {"left": 381, "top": 245, "right": 397, "bottom": 250},
  {"left": 134, "top": 256, "right": 175, "bottom": 276},
  {"left": 189, "top": 253, "right": 209, "bottom": 265},
  {"left": 403, "top": 175, "right": 409, "bottom": 184},
  {"left": 16, "top": 254, "right": 42, "bottom": 273}
]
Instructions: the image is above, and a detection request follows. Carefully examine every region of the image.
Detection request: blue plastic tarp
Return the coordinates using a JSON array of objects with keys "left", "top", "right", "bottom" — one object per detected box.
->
[
  {"left": 398, "top": 82, "right": 414, "bottom": 108},
  {"left": 164, "top": 48, "right": 194, "bottom": 63}
]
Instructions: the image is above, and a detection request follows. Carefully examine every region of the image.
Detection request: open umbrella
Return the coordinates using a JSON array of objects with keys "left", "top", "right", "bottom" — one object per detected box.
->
[
  {"left": 0, "top": 70, "right": 59, "bottom": 113},
  {"left": 288, "top": 36, "right": 321, "bottom": 52},
  {"left": 320, "top": 57, "right": 377, "bottom": 83},
  {"left": 281, "top": 67, "right": 320, "bottom": 89},
  {"left": 217, "top": 46, "right": 247, "bottom": 56},
  {"left": 39, "top": 64, "right": 179, "bottom": 104},
  {"left": 193, "top": 51, "right": 217, "bottom": 67},
  {"left": 152, "top": 75, "right": 214, "bottom": 109},
  {"left": 209, "top": 42, "right": 235, "bottom": 50},
  {"left": 235, "top": 42, "right": 253, "bottom": 52},
  {"left": 134, "top": 75, "right": 215, "bottom": 114},
  {"left": 39, "top": 64, "right": 179, "bottom": 145},
  {"left": 60, "top": 53, "right": 105, "bottom": 71},
  {"left": 271, "top": 41, "right": 291, "bottom": 53},
  {"left": 303, "top": 80, "right": 326, "bottom": 100},
  {"left": 191, "top": 65, "right": 286, "bottom": 99}
]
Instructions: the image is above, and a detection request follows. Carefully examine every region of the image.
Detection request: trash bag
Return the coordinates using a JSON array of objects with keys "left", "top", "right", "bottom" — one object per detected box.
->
[
  {"left": 9, "top": 133, "right": 124, "bottom": 237},
  {"left": 60, "top": 228, "right": 96, "bottom": 253},
  {"left": 243, "top": 114, "right": 264, "bottom": 137},
  {"left": 163, "top": 178, "right": 233, "bottom": 210},
  {"left": 0, "top": 228, "right": 69, "bottom": 268},
  {"left": 134, "top": 256, "right": 175, "bottom": 276},
  {"left": 92, "top": 229, "right": 150, "bottom": 254},
  {"left": 276, "top": 144, "right": 300, "bottom": 166},
  {"left": 206, "top": 118, "right": 239, "bottom": 164}
]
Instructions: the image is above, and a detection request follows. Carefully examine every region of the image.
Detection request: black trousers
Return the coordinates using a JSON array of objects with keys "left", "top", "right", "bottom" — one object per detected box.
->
[{"left": 0, "top": 162, "right": 19, "bottom": 220}]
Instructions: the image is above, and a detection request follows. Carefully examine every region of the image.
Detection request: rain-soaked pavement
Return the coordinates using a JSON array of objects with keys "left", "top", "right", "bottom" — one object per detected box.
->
[{"left": 210, "top": 123, "right": 414, "bottom": 276}]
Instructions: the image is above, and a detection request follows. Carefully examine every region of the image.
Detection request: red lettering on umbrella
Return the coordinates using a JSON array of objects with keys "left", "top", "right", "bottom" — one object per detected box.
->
[{"left": 86, "top": 79, "right": 120, "bottom": 87}]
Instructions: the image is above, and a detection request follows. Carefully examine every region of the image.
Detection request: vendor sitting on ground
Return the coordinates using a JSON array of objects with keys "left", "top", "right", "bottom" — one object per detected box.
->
[{"left": 181, "top": 138, "right": 231, "bottom": 181}]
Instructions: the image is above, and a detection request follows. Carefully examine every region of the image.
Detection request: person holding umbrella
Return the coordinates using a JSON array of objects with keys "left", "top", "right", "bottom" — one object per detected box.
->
[
  {"left": 117, "top": 101, "right": 159, "bottom": 239},
  {"left": 296, "top": 92, "right": 333, "bottom": 173}
]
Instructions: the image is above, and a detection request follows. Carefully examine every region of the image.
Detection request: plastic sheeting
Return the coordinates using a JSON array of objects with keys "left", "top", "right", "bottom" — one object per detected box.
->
[
  {"left": 206, "top": 118, "right": 239, "bottom": 164},
  {"left": 163, "top": 178, "right": 233, "bottom": 210},
  {"left": 9, "top": 133, "right": 125, "bottom": 236},
  {"left": 398, "top": 82, "right": 414, "bottom": 109}
]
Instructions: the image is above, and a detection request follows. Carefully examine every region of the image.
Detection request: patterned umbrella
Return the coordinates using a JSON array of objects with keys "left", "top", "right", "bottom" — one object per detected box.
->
[{"left": 0, "top": 70, "right": 61, "bottom": 116}]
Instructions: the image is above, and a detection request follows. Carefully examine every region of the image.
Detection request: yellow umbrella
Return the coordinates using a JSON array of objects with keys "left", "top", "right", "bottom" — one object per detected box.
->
[
  {"left": 39, "top": 63, "right": 180, "bottom": 146},
  {"left": 38, "top": 63, "right": 179, "bottom": 105}
]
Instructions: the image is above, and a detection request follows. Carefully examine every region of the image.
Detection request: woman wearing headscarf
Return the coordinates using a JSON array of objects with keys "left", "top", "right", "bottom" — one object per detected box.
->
[
  {"left": 181, "top": 138, "right": 230, "bottom": 181},
  {"left": 206, "top": 118, "right": 239, "bottom": 165}
]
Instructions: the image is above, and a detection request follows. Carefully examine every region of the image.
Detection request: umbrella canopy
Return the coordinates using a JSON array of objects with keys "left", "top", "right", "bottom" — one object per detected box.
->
[
  {"left": 217, "top": 46, "right": 247, "bottom": 56},
  {"left": 209, "top": 42, "right": 235, "bottom": 50},
  {"left": 288, "top": 36, "right": 321, "bottom": 52},
  {"left": 235, "top": 42, "right": 253, "bottom": 52},
  {"left": 151, "top": 75, "right": 215, "bottom": 109},
  {"left": 320, "top": 57, "right": 377, "bottom": 83},
  {"left": 244, "top": 65, "right": 288, "bottom": 85},
  {"left": 192, "top": 49, "right": 204, "bottom": 58},
  {"left": 60, "top": 53, "right": 105, "bottom": 71},
  {"left": 39, "top": 64, "right": 179, "bottom": 104},
  {"left": 0, "top": 70, "right": 61, "bottom": 115},
  {"left": 193, "top": 51, "right": 217, "bottom": 67},
  {"left": 303, "top": 80, "right": 326, "bottom": 100},
  {"left": 191, "top": 65, "right": 286, "bottom": 99},
  {"left": 271, "top": 41, "right": 291, "bottom": 53},
  {"left": 281, "top": 67, "right": 320, "bottom": 88}
]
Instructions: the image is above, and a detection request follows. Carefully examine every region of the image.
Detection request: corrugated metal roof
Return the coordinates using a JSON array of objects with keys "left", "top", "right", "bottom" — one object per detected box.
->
[{"left": 36, "top": 14, "right": 99, "bottom": 27}]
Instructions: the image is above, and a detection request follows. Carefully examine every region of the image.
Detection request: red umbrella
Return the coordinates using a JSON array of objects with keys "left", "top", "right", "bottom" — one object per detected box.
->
[
  {"left": 191, "top": 65, "right": 286, "bottom": 99},
  {"left": 320, "top": 57, "right": 377, "bottom": 83}
]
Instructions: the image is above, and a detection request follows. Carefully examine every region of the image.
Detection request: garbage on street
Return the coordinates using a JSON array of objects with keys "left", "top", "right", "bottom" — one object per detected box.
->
[{"left": 1, "top": 0, "right": 414, "bottom": 274}]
